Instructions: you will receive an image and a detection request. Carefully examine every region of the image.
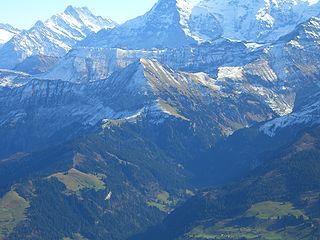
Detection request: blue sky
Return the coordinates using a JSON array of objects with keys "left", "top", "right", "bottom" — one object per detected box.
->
[{"left": 0, "top": 0, "right": 200, "bottom": 30}]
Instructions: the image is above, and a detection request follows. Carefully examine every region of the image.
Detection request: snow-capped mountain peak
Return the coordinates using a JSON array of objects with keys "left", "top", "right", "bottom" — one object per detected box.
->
[
  {"left": 44, "top": 6, "right": 116, "bottom": 42},
  {"left": 193, "top": 0, "right": 320, "bottom": 42},
  {"left": 81, "top": 0, "right": 201, "bottom": 49},
  {"left": 0, "top": 6, "right": 117, "bottom": 70},
  {"left": 62, "top": 5, "right": 116, "bottom": 32},
  {"left": 141, "top": 0, "right": 195, "bottom": 39}
]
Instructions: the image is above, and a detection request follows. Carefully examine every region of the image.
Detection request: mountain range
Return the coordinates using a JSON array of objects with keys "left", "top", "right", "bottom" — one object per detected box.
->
[
  {"left": 0, "top": 6, "right": 116, "bottom": 73},
  {"left": 0, "top": 0, "right": 320, "bottom": 239},
  {"left": 82, "top": 0, "right": 320, "bottom": 49}
]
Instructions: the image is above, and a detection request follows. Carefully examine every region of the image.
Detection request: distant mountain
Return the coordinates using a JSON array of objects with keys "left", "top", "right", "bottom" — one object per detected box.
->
[
  {"left": 0, "top": 58, "right": 279, "bottom": 158},
  {"left": 0, "top": 23, "right": 20, "bottom": 46},
  {"left": 62, "top": 14, "right": 320, "bottom": 86},
  {"left": 180, "top": 14, "right": 320, "bottom": 184},
  {"left": 0, "top": 6, "right": 116, "bottom": 72},
  {"left": 193, "top": 0, "right": 320, "bottom": 42},
  {"left": 41, "top": 39, "right": 257, "bottom": 83},
  {"left": 81, "top": 0, "right": 320, "bottom": 50},
  {"left": 81, "top": 0, "right": 201, "bottom": 49}
]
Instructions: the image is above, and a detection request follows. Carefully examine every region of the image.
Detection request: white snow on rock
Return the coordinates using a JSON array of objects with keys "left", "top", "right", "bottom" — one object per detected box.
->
[
  {"left": 0, "top": 6, "right": 117, "bottom": 69},
  {"left": 0, "top": 24, "right": 20, "bottom": 45},
  {"left": 260, "top": 98, "right": 320, "bottom": 136},
  {"left": 192, "top": 0, "right": 320, "bottom": 42}
]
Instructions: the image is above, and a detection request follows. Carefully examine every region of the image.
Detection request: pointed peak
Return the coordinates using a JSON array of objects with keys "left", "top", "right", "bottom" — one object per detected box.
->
[
  {"left": 64, "top": 5, "right": 78, "bottom": 13},
  {"left": 64, "top": 5, "right": 91, "bottom": 16},
  {"left": 155, "top": 0, "right": 187, "bottom": 4},
  {"left": 148, "top": 0, "right": 193, "bottom": 37},
  {"left": 64, "top": 5, "right": 76, "bottom": 14},
  {"left": 61, "top": 5, "right": 116, "bottom": 28},
  {"left": 33, "top": 20, "right": 44, "bottom": 28},
  {"left": 153, "top": 0, "right": 192, "bottom": 10}
]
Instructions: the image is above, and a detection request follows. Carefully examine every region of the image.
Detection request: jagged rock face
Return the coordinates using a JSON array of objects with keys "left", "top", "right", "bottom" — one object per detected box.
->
[
  {"left": 0, "top": 69, "right": 30, "bottom": 88},
  {"left": 194, "top": 0, "right": 320, "bottom": 42},
  {"left": 42, "top": 39, "right": 258, "bottom": 83},
  {"left": 13, "top": 6, "right": 320, "bottom": 159},
  {"left": 260, "top": 89, "right": 320, "bottom": 136},
  {"left": 41, "top": 47, "right": 165, "bottom": 82},
  {"left": 42, "top": 32, "right": 313, "bottom": 118},
  {"left": 14, "top": 55, "right": 60, "bottom": 74},
  {"left": 81, "top": 0, "right": 198, "bottom": 49},
  {"left": 81, "top": 0, "right": 320, "bottom": 50},
  {"left": 264, "top": 17, "right": 320, "bottom": 84},
  {"left": 0, "top": 23, "right": 20, "bottom": 45},
  {"left": 36, "top": 16, "right": 320, "bottom": 155},
  {"left": 236, "top": 17, "right": 320, "bottom": 120},
  {"left": 0, "top": 59, "right": 279, "bottom": 157},
  {"left": 44, "top": 7, "right": 320, "bottom": 89},
  {"left": 0, "top": 6, "right": 116, "bottom": 70},
  {"left": 102, "top": 58, "right": 275, "bottom": 130}
]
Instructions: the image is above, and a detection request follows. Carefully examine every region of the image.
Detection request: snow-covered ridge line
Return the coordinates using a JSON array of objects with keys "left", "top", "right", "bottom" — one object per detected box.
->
[
  {"left": 0, "top": 6, "right": 116, "bottom": 70},
  {"left": 0, "top": 23, "right": 20, "bottom": 45},
  {"left": 191, "top": 0, "right": 320, "bottom": 42},
  {"left": 260, "top": 98, "right": 320, "bottom": 137}
]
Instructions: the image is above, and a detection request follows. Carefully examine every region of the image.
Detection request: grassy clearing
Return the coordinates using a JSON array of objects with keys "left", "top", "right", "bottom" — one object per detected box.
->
[
  {"left": 245, "top": 201, "right": 306, "bottom": 220},
  {"left": 189, "top": 225, "right": 260, "bottom": 240},
  {"left": 188, "top": 201, "right": 312, "bottom": 240},
  {"left": 51, "top": 168, "right": 105, "bottom": 196},
  {"left": 157, "top": 191, "right": 170, "bottom": 203},
  {"left": 189, "top": 224, "right": 313, "bottom": 240},
  {"left": 147, "top": 191, "right": 177, "bottom": 213},
  {"left": 0, "top": 191, "right": 29, "bottom": 239},
  {"left": 147, "top": 201, "right": 169, "bottom": 212}
]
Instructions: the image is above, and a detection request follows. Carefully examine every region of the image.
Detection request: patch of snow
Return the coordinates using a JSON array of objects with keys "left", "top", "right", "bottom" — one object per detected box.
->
[
  {"left": 244, "top": 42, "right": 265, "bottom": 50},
  {"left": 193, "top": 72, "right": 221, "bottom": 90},
  {"left": 0, "top": 78, "right": 24, "bottom": 88},
  {"left": 102, "top": 108, "right": 145, "bottom": 124},
  {"left": 105, "top": 192, "right": 112, "bottom": 201},
  {"left": 260, "top": 100, "right": 320, "bottom": 136},
  {"left": 217, "top": 67, "right": 244, "bottom": 81},
  {"left": 194, "top": 0, "right": 320, "bottom": 42},
  {"left": 288, "top": 40, "right": 304, "bottom": 49}
]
